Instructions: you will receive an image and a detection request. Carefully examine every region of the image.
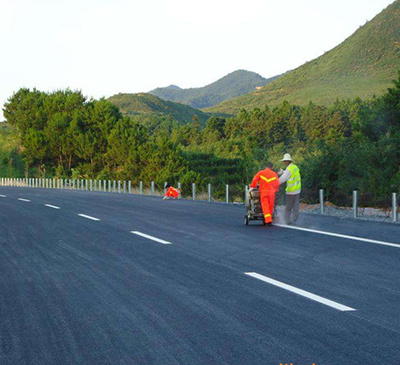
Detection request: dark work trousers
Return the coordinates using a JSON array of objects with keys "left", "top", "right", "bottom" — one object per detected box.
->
[{"left": 285, "top": 194, "right": 300, "bottom": 224}]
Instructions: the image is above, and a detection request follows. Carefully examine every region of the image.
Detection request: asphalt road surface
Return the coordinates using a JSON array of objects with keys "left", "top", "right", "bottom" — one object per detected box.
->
[{"left": 1, "top": 187, "right": 400, "bottom": 365}]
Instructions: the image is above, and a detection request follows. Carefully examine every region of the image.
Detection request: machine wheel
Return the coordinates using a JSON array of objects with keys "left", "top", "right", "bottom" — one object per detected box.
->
[{"left": 244, "top": 215, "right": 249, "bottom": 225}]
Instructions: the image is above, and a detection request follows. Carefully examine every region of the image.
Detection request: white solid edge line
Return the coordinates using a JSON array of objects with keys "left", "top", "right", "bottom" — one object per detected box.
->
[
  {"left": 245, "top": 272, "right": 356, "bottom": 312},
  {"left": 0, "top": 194, "right": 6, "bottom": 197},
  {"left": 131, "top": 231, "right": 172, "bottom": 245},
  {"left": 274, "top": 224, "right": 400, "bottom": 249},
  {"left": 78, "top": 214, "right": 100, "bottom": 221},
  {"left": 45, "top": 204, "right": 61, "bottom": 209},
  {"left": 18, "top": 198, "right": 31, "bottom": 202}
]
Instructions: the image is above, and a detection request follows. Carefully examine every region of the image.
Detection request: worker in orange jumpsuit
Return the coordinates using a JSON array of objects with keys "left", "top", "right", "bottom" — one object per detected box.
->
[
  {"left": 250, "top": 162, "right": 280, "bottom": 225},
  {"left": 163, "top": 184, "right": 180, "bottom": 199}
]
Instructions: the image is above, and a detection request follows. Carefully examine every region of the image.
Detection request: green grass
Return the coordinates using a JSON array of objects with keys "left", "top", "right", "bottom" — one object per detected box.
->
[{"left": 206, "top": 0, "right": 400, "bottom": 114}]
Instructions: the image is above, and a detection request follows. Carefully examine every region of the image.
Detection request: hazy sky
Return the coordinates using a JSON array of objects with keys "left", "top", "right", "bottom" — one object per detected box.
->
[{"left": 0, "top": 0, "right": 395, "bottom": 118}]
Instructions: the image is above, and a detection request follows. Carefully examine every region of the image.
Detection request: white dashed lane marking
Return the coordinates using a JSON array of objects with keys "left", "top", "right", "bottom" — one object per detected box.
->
[
  {"left": 78, "top": 214, "right": 100, "bottom": 221},
  {"left": 245, "top": 272, "right": 356, "bottom": 312},
  {"left": 18, "top": 198, "right": 31, "bottom": 202},
  {"left": 45, "top": 204, "right": 61, "bottom": 209},
  {"left": 131, "top": 231, "right": 172, "bottom": 245}
]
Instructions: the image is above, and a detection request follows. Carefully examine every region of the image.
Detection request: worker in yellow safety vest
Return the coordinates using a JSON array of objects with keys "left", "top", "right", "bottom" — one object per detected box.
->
[{"left": 279, "top": 153, "right": 301, "bottom": 225}]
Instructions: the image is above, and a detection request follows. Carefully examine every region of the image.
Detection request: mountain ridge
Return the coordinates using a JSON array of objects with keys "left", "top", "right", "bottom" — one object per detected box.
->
[
  {"left": 206, "top": 0, "right": 400, "bottom": 114},
  {"left": 149, "top": 69, "right": 280, "bottom": 109}
]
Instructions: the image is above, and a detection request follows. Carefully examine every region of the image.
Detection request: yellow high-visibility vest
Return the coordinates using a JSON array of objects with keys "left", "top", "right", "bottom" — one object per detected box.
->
[{"left": 286, "top": 164, "right": 301, "bottom": 193}]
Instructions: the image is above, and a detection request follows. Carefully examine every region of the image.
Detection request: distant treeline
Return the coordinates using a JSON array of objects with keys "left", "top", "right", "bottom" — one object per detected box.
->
[{"left": 2, "top": 72, "right": 400, "bottom": 205}]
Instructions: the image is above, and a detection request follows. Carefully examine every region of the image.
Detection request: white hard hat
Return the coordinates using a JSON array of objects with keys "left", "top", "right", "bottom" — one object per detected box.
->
[{"left": 281, "top": 153, "right": 292, "bottom": 162}]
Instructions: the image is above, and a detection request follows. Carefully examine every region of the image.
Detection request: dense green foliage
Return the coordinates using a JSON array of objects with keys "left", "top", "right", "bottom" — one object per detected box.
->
[
  {"left": 207, "top": 1, "right": 400, "bottom": 114},
  {"left": 107, "top": 93, "right": 210, "bottom": 125},
  {"left": 2, "top": 71, "right": 400, "bottom": 206},
  {"left": 0, "top": 123, "right": 24, "bottom": 177},
  {"left": 150, "top": 70, "right": 279, "bottom": 109}
]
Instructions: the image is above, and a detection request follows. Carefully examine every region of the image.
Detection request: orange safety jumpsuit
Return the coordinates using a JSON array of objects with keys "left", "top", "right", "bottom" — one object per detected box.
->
[
  {"left": 250, "top": 168, "right": 280, "bottom": 224},
  {"left": 164, "top": 186, "right": 179, "bottom": 199}
]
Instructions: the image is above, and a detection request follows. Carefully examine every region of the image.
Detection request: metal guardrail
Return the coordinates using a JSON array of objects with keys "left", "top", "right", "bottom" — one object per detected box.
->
[
  {"left": 317, "top": 188, "right": 398, "bottom": 223},
  {"left": 0, "top": 177, "right": 236, "bottom": 205},
  {"left": 1, "top": 179, "right": 399, "bottom": 221}
]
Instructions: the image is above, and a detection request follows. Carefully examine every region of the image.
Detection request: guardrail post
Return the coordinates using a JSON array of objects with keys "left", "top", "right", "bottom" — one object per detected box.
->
[
  {"left": 140, "top": 181, "right": 143, "bottom": 195},
  {"left": 123, "top": 181, "right": 126, "bottom": 194},
  {"left": 112, "top": 180, "right": 116, "bottom": 192},
  {"left": 319, "top": 189, "right": 324, "bottom": 214},
  {"left": 164, "top": 182, "right": 167, "bottom": 195},
  {"left": 94, "top": 180, "right": 97, "bottom": 191},
  {"left": 178, "top": 182, "right": 181, "bottom": 199},
  {"left": 353, "top": 190, "right": 358, "bottom": 218},
  {"left": 128, "top": 181, "right": 131, "bottom": 194},
  {"left": 208, "top": 183, "right": 212, "bottom": 202},
  {"left": 151, "top": 181, "right": 155, "bottom": 196},
  {"left": 226, "top": 184, "right": 229, "bottom": 204},
  {"left": 393, "top": 193, "right": 398, "bottom": 223},
  {"left": 192, "top": 183, "right": 196, "bottom": 201},
  {"left": 245, "top": 185, "right": 249, "bottom": 204},
  {"left": 118, "top": 180, "right": 121, "bottom": 193},
  {"left": 108, "top": 180, "right": 111, "bottom": 192}
]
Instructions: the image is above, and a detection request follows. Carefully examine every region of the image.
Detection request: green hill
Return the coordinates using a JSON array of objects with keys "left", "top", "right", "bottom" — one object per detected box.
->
[
  {"left": 206, "top": 0, "right": 400, "bottom": 115},
  {"left": 149, "top": 70, "right": 279, "bottom": 109},
  {"left": 107, "top": 93, "right": 211, "bottom": 124}
]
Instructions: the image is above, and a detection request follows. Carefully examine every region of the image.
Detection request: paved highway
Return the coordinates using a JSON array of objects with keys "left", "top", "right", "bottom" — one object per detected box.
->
[{"left": 0, "top": 187, "right": 400, "bottom": 365}]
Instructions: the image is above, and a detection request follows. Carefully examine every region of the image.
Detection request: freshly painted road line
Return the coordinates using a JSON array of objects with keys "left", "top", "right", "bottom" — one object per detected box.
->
[
  {"left": 18, "top": 198, "right": 31, "bottom": 202},
  {"left": 275, "top": 224, "right": 400, "bottom": 249},
  {"left": 78, "top": 214, "right": 100, "bottom": 221},
  {"left": 245, "top": 272, "right": 356, "bottom": 312},
  {"left": 45, "top": 204, "right": 61, "bottom": 210},
  {"left": 0, "top": 194, "right": 6, "bottom": 197},
  {"left": 131, "top": 231, "right": 172, "bottom": 245}
]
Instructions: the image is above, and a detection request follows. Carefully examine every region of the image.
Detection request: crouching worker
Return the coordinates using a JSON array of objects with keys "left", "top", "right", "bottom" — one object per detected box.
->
[
  {"left": 163, "top": 184, "right": 180, "bottom": 200},
  {"left": 250, "top": 162, "right": 280, "bottom": 225}
]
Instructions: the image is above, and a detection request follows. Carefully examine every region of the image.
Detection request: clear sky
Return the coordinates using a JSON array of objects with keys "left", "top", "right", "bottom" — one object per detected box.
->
[{"left": 0, "top": 0, "right": 395, "bottom": 119}]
